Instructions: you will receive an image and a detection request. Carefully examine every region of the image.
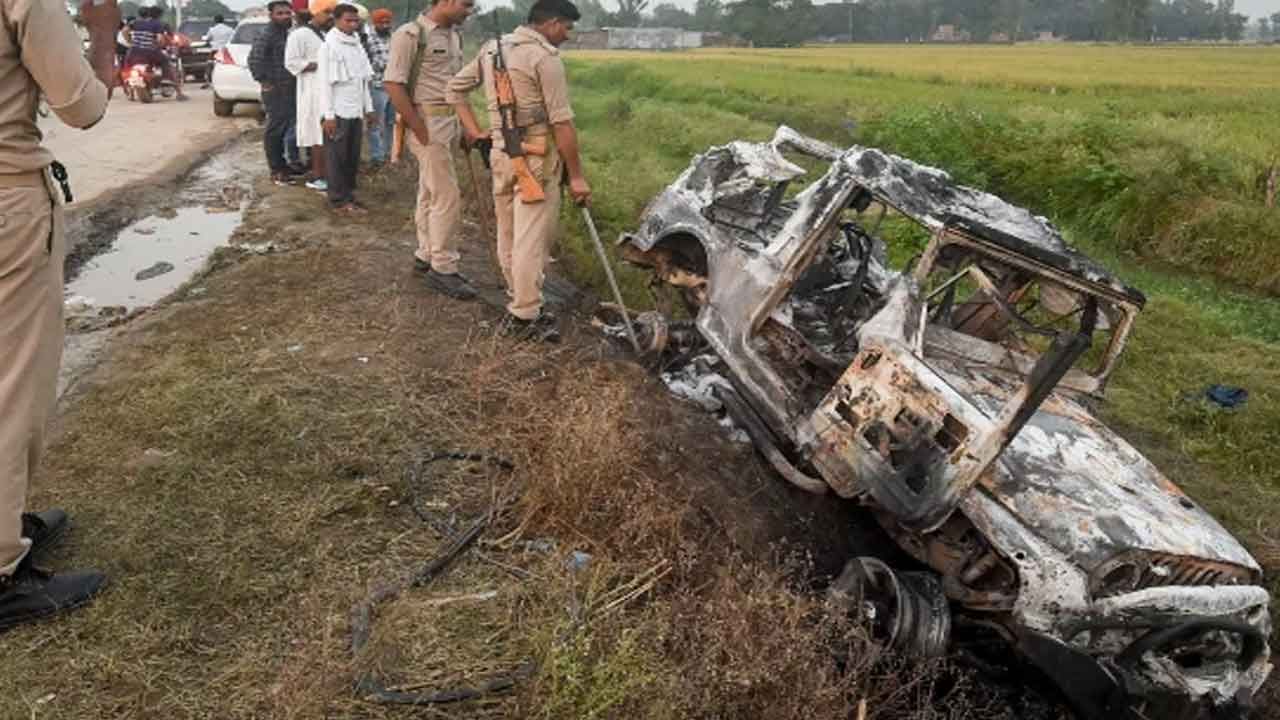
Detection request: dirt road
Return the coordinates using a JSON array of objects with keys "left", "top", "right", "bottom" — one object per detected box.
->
[{"left": 41, "top": 86, "right": 258, "bottom": 210}]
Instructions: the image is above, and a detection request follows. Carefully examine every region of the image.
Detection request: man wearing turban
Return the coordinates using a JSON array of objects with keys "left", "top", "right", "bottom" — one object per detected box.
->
[
  {"left": 286, "top": 0, "right": 336, "bottom": 191},
  {"left": 365, "top": 8, "right": 395, "bottom": 166}
]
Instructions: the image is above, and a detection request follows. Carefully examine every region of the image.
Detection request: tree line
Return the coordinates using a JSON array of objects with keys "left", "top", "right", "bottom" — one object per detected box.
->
[
  {"left": 123, "top": 0, "right": 1262, "bottom": 47},
  {"left": 552, "top": 0, "right": 1258, "bottom": 46}
]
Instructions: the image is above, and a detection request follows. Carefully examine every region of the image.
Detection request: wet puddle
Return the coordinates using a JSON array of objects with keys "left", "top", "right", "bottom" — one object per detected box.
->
[
  {"left": 63, "top": 140, "right": 254, "bottom": 316},
  {"left": 58, "top": 138, "right": 256, "bottom": 399},
  {"left": 64, "top": 206, "right": 241, "bottom": 311}
]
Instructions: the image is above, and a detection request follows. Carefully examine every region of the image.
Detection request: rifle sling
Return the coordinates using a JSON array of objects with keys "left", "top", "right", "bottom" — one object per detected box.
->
[{"left": 404, "top": 19, "right": 431, "bottom": 105}]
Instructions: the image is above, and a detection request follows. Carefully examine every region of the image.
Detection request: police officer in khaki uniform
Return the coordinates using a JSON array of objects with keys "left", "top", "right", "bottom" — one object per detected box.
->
[
  {"left": 0, "top": 0, "right": 118, "bottom": 628},
  {"left": 383, "top": 0, "right": 477, "bottom": 300},
  {"left": 447, "top": 0, "right": 590, "bottom": 343}
]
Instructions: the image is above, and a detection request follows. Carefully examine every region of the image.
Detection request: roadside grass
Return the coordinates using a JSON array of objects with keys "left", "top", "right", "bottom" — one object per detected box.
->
[{"left": 551, "top": 50, "right": 1280, "bottom": 618}]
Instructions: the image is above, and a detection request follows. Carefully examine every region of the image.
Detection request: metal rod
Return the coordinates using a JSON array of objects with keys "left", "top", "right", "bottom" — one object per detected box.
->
[
  {"left": 462, "top": 149, "right": 500, "bottom": 274},
  {"left": 580, "top": 207, "right": 643, "bottom": 355}
]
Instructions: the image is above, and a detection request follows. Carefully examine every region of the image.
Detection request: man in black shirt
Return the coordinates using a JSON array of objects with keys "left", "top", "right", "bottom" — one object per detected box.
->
[{"left": 248, "top": 0, "right": 300, "bottom": 183}]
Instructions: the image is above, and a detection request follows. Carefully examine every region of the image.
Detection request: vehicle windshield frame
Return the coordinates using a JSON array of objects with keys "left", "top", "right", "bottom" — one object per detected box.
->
[{"left": 911, "top": 226, "right": 1139, "bottom": 397}]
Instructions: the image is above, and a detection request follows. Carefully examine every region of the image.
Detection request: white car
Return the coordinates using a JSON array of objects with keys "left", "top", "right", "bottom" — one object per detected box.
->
[{"left": 210, "top": 16, "right": 268, "bottom": 117}]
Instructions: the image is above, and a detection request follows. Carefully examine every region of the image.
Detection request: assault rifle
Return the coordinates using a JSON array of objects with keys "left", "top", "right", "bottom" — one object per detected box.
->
[{"left": 492, "top": 13, "right": 547, "bottom": 203}]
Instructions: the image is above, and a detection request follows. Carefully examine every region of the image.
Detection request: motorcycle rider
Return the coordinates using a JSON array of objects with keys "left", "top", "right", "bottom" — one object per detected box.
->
[{"left": 123, "top": 6, "right": 187, "bottom": 100}]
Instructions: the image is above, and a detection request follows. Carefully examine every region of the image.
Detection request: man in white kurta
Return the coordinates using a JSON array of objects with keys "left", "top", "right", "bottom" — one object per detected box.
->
[
  {"left": 318, "top": 4, "right": 373, "bottom": 213},
  {"left": 285, "top": 0, "right": 334, "bottom": 190}
]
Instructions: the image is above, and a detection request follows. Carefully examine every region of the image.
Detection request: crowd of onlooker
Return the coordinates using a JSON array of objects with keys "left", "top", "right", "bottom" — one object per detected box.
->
[{"left": 249, "top": 0, "right": 395, "bottom": 215}]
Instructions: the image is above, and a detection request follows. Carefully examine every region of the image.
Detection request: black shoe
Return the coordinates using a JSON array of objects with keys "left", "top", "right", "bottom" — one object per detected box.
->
[
  {"left": 0, "top": 560, "right": 107, "bottom": 632},
  {"left": 498, "top": 312, "right": 561, "bottom": 344},
  {"left": 424, "top": 270, "right": 478, "bottom": 301},
  {"left": 413, "top": 257, "right": 431, "bottom": 274},
  {"left": 21, "top": 510, "right": 69, "bottom": 560}
]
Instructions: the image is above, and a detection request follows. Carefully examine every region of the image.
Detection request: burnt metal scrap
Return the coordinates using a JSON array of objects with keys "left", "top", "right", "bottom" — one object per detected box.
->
[{"left": 617, "top": 126, "right": 1272, "bottom": 719}]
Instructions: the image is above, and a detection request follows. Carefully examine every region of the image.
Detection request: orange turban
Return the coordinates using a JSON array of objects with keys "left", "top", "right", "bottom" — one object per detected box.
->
[
  {"left": 308, "top": 0, "right": 337, "bottom": 15},
  {"left": 371, "top": 8, "right": 392, "bottom": 22}
]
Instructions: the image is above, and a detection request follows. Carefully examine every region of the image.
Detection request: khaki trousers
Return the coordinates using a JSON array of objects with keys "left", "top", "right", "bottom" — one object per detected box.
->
[
  {"left": 408, "top": 114, "right": 462, "bottom": 275},
  {"left": 490, "top": 138, "right": 562, "bottom": 320},
  {"left": 0, "top": 178, "right": 63, "bottom": 577}
]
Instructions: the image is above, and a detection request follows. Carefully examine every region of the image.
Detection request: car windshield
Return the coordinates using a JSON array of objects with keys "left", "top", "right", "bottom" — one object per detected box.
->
[
  {"left": 180, "top": 21, "right": 214, "bottom": 37},
  {"left": 231, "top": 23, "right": 266, "bottom": 45}
]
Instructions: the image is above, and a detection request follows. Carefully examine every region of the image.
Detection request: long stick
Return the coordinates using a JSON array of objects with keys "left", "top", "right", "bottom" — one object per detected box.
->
[
  {"left": 580, "top": 207, "right": 642, "bottom": 355},
  {"left": 462, "top": 149, "right": 499, "bottom": 273}
]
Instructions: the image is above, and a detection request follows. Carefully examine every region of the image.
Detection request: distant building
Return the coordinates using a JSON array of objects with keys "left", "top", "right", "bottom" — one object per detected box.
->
[
  {"left": 607, "top": 27, "right": 703, "bottom": 50},
  {"left": 563, "top": 27, "right": 721, "bottom": 51},
  {"left": 989, "top": 31, "right": 1010, "bottom": 43},
  {"left": 930, "top": 24, "right": 971, "bottom": 43},
  {"left": 1032, "top": 31, "right": 1062, "bottom": 42},
  {"left": 563, "top": 29, "right": 610, "bottom": 50},
  {"left": 702, "top": 31, "right": 749, "bottom": 48}
]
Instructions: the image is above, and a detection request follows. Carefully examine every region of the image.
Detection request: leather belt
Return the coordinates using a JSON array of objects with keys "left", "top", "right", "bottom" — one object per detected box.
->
[{"left": 420, "top": 105, "right": 455, "bottom": 117}]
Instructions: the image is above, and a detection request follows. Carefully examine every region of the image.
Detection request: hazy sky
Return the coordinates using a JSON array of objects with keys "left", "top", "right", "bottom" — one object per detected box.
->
[
  {"left": 221, "top": 0, "right": 1280, "bottom": 20},
  {"left": 1238, "top": 0, "right": 1280, "bottom": 18}
]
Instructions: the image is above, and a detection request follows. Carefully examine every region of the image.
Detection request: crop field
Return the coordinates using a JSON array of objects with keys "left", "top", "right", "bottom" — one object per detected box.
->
[{"left": 555, "top": 44, "right": 1280, "bottom": 599}]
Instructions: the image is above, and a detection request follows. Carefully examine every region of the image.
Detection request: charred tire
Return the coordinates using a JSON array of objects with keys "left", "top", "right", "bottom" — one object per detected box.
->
[
  {"left": 213, "top": 96, "right": 235, "bottom": 117},
  {"left": 829, "top": 557, "right": 951, "bottom": 657},
  {"left": 1116, "top": 618, "right": 1266, "bottom": 674}
]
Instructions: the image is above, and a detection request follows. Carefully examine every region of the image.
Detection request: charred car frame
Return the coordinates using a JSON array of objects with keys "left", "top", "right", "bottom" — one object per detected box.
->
[{"left": 619, "top": 127, "right": 1272, "bottom": 719}]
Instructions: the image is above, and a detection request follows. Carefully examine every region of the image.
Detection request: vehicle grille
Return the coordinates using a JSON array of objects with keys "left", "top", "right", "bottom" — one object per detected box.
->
[{"left": 1091, "top": 551, "right": 1258, "bottom": 599}]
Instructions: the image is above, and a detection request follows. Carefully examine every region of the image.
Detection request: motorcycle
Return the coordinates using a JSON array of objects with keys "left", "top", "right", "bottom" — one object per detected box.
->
[{"left": 121, "top": 50, "right": 182, "bottom": 104}]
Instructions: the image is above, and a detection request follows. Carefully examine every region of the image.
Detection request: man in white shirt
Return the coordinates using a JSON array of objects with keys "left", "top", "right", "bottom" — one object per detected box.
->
[
  {"left": 203, "top": 14, "right": 233, "bottom": 51},
  {"left": 285, "top": 0, "right": 332, "bottom": 191},
  {"left": 319, "top": 2, "right": 372, "bottom": 214}
]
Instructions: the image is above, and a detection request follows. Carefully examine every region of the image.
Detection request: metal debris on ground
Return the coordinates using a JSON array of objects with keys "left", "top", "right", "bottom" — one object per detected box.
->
[{"left": 350, "top": 449, "right": 533, "bottom": 707}]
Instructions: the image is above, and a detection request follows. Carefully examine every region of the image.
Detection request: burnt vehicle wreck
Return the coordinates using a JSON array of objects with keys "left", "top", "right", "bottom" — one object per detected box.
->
[{"left": 617, "top": 127, "right": 1272, "bottom": 719}]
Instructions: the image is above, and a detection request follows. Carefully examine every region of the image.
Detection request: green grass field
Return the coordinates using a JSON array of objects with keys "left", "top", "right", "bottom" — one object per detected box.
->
[{"left": 554, "top": 45, "right": 1280, "bottom": 585}]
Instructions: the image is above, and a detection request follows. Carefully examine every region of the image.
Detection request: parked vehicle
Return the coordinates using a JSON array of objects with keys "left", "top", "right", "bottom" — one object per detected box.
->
[
  {"left": 621, "top": 126, "right": 1272, "bottom": 720},
  {"left": 176, "top": 19, "right": 218, "bottom": 83},
  {"left": 210, "top": 16, "right": 267, "bottom": 117}
]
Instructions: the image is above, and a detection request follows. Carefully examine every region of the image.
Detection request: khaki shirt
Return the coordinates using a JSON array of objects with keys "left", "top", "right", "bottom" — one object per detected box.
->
[
  {"left": 0, "top": 0, "right": 108, "bottom": 176},
  {"left": 382, "top": 14, "right": 461, "bottom": 106},
  {"left": 445, "top": 26, "right": 574, "bottom": 148}
]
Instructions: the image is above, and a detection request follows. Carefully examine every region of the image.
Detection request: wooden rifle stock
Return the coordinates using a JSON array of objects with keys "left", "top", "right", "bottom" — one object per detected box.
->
[
  {"left": 511, "top": 156, "right": 545, "bottom": 203},
  {"left": 390, "top": 114, "right": 406, "bottom": 164},
  {"left": 493, "top": 29, "right": 545, "bottom": 204}
]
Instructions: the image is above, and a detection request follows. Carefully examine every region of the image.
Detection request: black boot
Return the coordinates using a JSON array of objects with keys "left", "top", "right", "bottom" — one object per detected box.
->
[
  {"left": 424, "top": 270, "right": 478, "bottom": 301},
  {"left": 498, "top": 312, "right": 561, "bottom": 344},
  {"left": 21, "top": 509, "right": 69, "bottom": 560},
  {"left": 0, "top": 559, "right": 107, "bottom": 632}
]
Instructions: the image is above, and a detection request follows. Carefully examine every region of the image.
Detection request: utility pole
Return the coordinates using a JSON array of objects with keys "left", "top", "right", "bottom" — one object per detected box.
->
[{"left": 846, "top": 0, "right": 853, "bottom": 42}]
